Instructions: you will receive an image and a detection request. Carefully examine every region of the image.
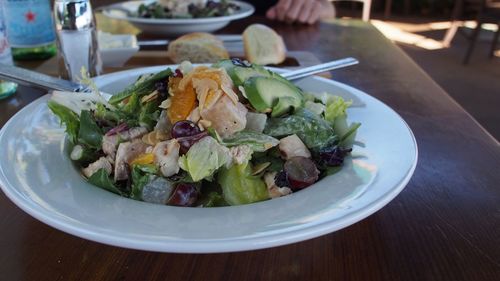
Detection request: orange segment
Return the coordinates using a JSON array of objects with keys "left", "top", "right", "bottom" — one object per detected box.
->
[
  {"left": 168, "top": 77, "right": 197, "bottom": 124},
  {"left": 129, "top": 153, "right": 155, "bottom": 166},
  {"left": 191, "top": 71, "right": 222, "bottom": 85}
]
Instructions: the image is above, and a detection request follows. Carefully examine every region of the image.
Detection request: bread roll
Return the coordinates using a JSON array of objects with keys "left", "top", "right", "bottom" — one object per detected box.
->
[
  {"left": 167, "top": 32, "right": 229, "bottom": 63},
  {"left": 243, "top": 24, "right": 286, "bottom": 65}
]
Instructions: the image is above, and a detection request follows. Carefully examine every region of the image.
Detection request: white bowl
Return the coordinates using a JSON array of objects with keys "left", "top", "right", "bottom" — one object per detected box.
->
[
  {"left": 101, "top": 1, "right": 255, "bottom": 36},
  {"left": 99, "top": 33, "right": 140, "bottom": 67},
  {"left": 0, "top": 66, "right": 418, "bottom": 253}
]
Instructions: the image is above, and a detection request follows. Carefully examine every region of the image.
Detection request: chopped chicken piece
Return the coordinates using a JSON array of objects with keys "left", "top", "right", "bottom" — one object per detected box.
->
[
  {"left": 102, "top": 135, "right": 119, "bottom": 158},
  {"left": 279, "top": 134, "right": 311, "bottom": 159},
  {"left": 264, "top": 172, "right": 292, "bottom": 198},
  {"left": 106, "top": 155, "right": 115, "bottom": 165},
  {"left": 114, "top": 140, "right": 150, "bottom": 181},
  {"left": 102, "top": 127, "right": 148, "bottom": 158},
  {"left": 82, "top": 157, "right": 113, "bottom": 178},
  {"left": 200, "top": 95, "right": 248, "bottom": 138},
  {"left": 153, "top": 139, "right": 181, "bottom": 177},
  {"left": 229, "top": 145, "right": 253, "bottom": 166},
  {"left": 121, "top": 127, "right": 149, "bottom": 141}
]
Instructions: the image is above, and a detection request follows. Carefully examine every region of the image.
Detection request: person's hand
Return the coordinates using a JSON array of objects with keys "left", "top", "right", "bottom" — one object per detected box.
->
[{"left": 266, "top": 0, "right": 335, "bottom": 24}]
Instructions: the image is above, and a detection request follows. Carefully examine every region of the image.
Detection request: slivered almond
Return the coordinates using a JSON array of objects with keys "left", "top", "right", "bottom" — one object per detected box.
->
[
  {"left": 198, "top": 119, "right": 212, "bottom": 129},
  {"left": 187, "top": 107, "right": 201, "bottom": 123},
  {"left": 141, "top": 90, "right": 158, "bottom": 103},
  {"left": 204, "top": 89, "right": 223, "bottom": 110},
  {"left": 252, "top": 162, "right": 271, "bottom": 176},
  {"left": 159, "top": 98, "right": 172, "bottom": 109}
]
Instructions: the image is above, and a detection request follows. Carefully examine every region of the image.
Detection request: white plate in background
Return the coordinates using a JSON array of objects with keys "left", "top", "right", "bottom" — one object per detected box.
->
[{"left": 101, "top": 1, "right": 254, "bottom": 36}]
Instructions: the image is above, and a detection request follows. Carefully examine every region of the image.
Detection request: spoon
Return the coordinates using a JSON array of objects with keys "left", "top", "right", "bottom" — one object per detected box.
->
[{"left": 0, "top": 57, "right": 358, "bottom": 93}]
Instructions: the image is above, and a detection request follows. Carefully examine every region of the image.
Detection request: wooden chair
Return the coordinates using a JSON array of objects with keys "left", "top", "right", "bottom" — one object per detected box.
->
[
  {"left": 443, "top": 0, "right": 483, "bottom": 47},
  {"left": 463, "top": 0, "right": 500, "bottom": 63},
  {"left": 384, "top": 0, "right": 411, "bottom": 18},
  {"left": 443, "top": 0, "right": 500, "bottom": 64},
  {"left": 331, "top": 0, "right": 372, "bottom": 21}
]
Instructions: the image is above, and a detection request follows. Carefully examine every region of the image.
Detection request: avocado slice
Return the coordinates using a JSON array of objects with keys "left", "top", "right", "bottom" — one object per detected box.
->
[
  {"left": 272, "top": 97, "right": 300, "bottom": 117},
  {"left": 213, "top": 59, "right": 294, "bottom": 87},
  {"left": 212, "top": 59, "right": 237, "bottom": 77},
  {"left": 232, "top": 65, "right": 272, "bottom": 86},
  {"left": 243, "top": 76, "right": 303, "bottom": 116}
]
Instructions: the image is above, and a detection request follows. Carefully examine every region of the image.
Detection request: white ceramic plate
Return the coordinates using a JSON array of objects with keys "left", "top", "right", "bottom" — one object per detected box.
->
[
  {"left": 101, "top": 1, "right": 254, "bottom": 36},
  {"left": 0, "top": 66, "right": 417, "bottom": 253}
]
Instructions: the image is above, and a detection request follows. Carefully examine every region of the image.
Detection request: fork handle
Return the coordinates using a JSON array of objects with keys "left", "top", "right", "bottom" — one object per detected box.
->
[
  {"left": 0, "top": 64, "right": 84, "bottom": 92},
  {"left": 281, "top": 57, "right": 359, "bottom": 81}
]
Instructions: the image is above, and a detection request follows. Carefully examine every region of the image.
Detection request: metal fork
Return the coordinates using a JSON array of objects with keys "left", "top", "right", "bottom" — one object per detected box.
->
[{"left": 281, "top": 57, "right": 358, "bottom": 80}]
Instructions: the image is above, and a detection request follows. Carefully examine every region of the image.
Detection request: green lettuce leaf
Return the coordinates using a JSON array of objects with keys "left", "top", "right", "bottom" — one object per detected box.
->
[
  {"left": 130, "top": 164, "right": 158, "bottom": 200},
  {"left": 78, "top": 110, "right": 103, "bottom": 149},
  {"left": 200, "top": 191, "right": 228, "bottom": 207},
  {"left": 218, "top": 161, "right": 269, "bottom": 205},
  {"left": 108, "top": 68, "right": 173, "bottom": 105},
  {"left": 87, "top": 168, "right": 123, "bottom": 195},
  {"left": 94, "top": 103, "right": 121, "bottom": 126},
  {"left": 49, "top": 91, "right": 109, "bottom": 115},
  {"left": 122, "top": 92, "right": 141, "bottom": 115},
  {"left": 324, "top": 96, "right": 360, "bottom": 148},
  {"left": 264, "top": 108, "right": 337, "bottom": 150},
  {"left": 48, "top": 100, "right": 80, "bottom": 144},
  {"left": 138, "top": 100, "right": 160, "bottom": 130},
  {"left": 221, "top": 131, "right": 279, "bottom": 152},
  {"left": 252, "top": 149, "right": 284, "bottom": 173},
  {"left": 178, "top": 136, "right": 231, "bottom": 182},
  {"left": 324, "top": 96, "right": 352, "bottom": 124}
]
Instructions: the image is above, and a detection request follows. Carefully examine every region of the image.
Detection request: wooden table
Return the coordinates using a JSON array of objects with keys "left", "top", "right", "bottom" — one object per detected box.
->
[{"left": 1, "top": 17, "right": 499, "bottom": 281}]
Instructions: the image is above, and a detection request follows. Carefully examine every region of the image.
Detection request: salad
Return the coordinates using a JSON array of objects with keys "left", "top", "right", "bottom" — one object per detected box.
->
[
  {"left": 135, "top": 0, "right": 240, "bottom": 19},
  {"left": 48, "top": 59, "right": 360, "bottom": 207}
]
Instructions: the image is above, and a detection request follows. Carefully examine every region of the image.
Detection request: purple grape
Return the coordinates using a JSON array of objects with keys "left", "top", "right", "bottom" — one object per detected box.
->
[
  {"left": 167, "top": 183, "right": 199, "bottom": 207},
  {"left": 231, "top": 58, "right": 252, "bottom": 67},
  {"left": 318, "top": 146, "right": 352, "bottom": 166},
  {"left": 171, "top": 120, "right": 201, "bottom": 138},
  {"left": 176, "top": 132, "right": 208, "bottom": 155},
  {"left": 283, "top": 157, "right": 320, "bottom": 190},
  {"left": 274, "top": 171, "right": 289, "bottom": 188},
  {"left": 174, "top": 69, "right": 183, "bottom": 78}
]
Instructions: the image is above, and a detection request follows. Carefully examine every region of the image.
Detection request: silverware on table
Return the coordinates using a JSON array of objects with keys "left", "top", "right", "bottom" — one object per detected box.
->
[
  {"left": 281, "top": 57, "right": 359, "bottom": 80},
  {"left": 138, "top": 35, "right": 243, "bottom": 47},
  {"left": 0, "top": 64, "right": 86, "bottom": 92},
  {"left": 0, "top": 57, "right": 358, "bottom": 93}
]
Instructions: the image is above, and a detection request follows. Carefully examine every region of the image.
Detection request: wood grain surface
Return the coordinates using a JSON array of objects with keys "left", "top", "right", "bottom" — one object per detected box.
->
[{"left": 0, "top": 16, "right": 499, "bottom": 281}]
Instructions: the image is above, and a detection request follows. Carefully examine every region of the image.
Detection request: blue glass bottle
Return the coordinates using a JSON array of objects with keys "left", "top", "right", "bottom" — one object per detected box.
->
[
  {"left": 0, "top": 4, "right": 17, "bottom": 99},
  {"left": 1, "top": 0, "right": 57, "bottom": 60}
]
